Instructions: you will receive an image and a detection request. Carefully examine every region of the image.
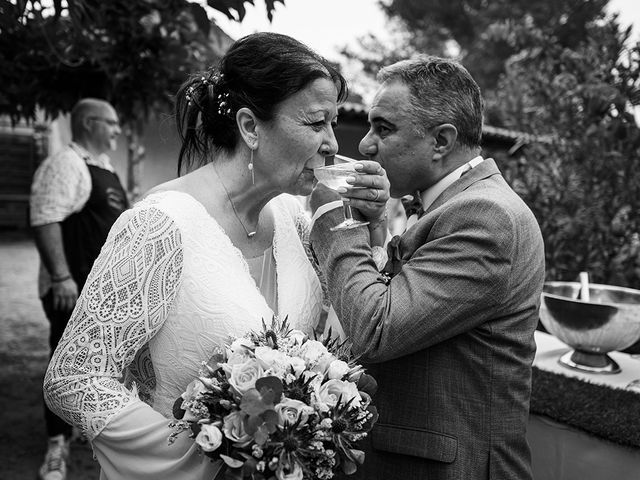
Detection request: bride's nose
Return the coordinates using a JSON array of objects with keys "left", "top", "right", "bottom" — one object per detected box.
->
[{"left": 320, "top": 128, "right": 338, "bottom": 157}]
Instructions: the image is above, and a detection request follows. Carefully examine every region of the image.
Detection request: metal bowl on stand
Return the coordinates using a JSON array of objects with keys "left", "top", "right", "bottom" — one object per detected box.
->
[{"left": 539, "top": 281, "right": 640, "bottom": 374}]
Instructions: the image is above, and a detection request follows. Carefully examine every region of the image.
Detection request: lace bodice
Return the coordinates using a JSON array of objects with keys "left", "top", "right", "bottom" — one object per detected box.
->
[{"left": 44, "top": 191, "right": 323, "bottom": 441}]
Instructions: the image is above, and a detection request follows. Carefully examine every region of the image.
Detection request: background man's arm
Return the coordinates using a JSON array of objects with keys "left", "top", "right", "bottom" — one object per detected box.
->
[{"left": 33, "top": 223, "right": 78, "bottom": 312}]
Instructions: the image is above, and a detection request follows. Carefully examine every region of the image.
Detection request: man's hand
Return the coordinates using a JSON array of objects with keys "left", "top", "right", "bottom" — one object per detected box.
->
[
  {"left": 342, "top": 160, "right": 390, "bottom": 225},
  {"left": 32, "top": 222, "right": 79, "bottom": 312},
  {"left": 52, "top": 278, "right": 79, "bottom": 312}
]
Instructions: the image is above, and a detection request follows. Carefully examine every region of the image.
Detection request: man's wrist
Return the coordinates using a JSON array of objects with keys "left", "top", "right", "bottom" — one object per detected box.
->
[
  {"left": 368, "top": 210, "right": 388, "bottom": 230},
  {"left": 51, "top": 273, "right": 72, "bottom": 283},
  {"left": 367, "top": 209, "right": 389, "bottom": 247}
]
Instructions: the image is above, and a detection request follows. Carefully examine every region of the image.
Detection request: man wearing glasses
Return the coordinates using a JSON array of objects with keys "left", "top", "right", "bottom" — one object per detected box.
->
[{"left": 30, "top": 98, "right": 128, "bottom": 480}]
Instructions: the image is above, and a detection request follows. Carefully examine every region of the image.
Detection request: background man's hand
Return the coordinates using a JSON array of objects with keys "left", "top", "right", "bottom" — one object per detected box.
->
[{"left": 52, "top": 278, "right": 78, "bottom": 312}]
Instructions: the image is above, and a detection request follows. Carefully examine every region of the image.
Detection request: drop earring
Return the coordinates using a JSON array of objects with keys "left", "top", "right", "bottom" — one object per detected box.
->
[{"left": 248, "top": 148, "right": 255, "bottom": 185}]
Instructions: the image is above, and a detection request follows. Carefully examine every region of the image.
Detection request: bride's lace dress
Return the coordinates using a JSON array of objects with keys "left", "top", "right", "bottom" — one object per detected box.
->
[{"left": 44, "top": 191, "right": 323, "bottom": 479}]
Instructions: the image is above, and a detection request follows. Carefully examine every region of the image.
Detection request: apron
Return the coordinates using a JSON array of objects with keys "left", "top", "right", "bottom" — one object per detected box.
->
[{"left": 61, "top": 163, "right": 128, "bottom": 291}]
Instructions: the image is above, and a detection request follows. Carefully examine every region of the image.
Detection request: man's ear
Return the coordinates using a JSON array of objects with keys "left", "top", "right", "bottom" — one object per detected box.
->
[
  {"left": 431, "top": 123, "right": 457, "bottom": 159},
  {"left": 236, "top": 107, "right": 258, "bottom": 148},
  {"left": 81, "top": 115, "right": 94, "bottom": 135}
]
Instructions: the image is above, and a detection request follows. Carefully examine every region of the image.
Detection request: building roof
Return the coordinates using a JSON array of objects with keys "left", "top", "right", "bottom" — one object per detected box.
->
[{"left": 339, "top": 102, "right": 553, "bottom": 153}]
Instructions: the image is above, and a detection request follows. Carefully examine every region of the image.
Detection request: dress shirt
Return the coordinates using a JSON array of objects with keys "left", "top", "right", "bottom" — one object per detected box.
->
[{"left": 405, "top": 155, "right": 484, "bottom": 230}]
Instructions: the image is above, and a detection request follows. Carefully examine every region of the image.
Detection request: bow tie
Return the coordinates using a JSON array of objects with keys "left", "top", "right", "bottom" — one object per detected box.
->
[
  {"left": 401, "top": 163, "right": 474, "bottom": 220},
  {"left": 401, "top": 191, "right": 424, "bottom": 219}
]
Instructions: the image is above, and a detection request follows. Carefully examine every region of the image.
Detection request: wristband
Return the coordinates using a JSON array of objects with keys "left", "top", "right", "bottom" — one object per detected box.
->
[{"left": 51, "top": 274, "right": 72, "bottom": 283}]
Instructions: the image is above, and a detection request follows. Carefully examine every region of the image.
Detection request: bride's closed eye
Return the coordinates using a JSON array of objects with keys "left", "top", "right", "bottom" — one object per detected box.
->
[{"left": 310, "top": 119, "right": 336, "bottom": 132}]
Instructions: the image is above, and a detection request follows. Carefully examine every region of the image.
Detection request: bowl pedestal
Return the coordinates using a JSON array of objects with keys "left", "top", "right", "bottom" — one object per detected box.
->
[
  {"left": 540, "top": 281, "right": 640, "bottom": 376},
  {"left": 559, "top": 349, "right": 621, "bottom": 374}
]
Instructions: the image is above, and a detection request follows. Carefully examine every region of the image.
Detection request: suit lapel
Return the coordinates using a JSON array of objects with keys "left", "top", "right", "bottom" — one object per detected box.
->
[
  {"left": 384, "top": 159, "right": 503, "bottom": 277},
  {"left": 424, "top": 158, "right": 501, "bottom": 215}
]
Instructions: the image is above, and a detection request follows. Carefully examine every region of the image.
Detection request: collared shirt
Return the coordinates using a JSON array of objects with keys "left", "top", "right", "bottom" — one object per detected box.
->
[
  {"left": 405, "top": 155, "right": 484, "bottom": 230},
  {"left": 30, "top": 142, "right": 116, "bottom": 227}
]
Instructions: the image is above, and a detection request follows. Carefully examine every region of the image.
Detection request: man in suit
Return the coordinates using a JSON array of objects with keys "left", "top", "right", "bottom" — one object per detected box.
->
[{"left": 309, "top": 56, "right": 545, "bottom": 479}]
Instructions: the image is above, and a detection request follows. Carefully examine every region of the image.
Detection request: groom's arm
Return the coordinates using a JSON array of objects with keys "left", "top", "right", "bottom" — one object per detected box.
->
[{"left": 309, "top": 198, "right": 514, "bottom": 363}]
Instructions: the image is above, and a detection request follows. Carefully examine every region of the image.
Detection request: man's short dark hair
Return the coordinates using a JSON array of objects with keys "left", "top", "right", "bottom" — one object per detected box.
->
[{"left": 378, "top": 55, "right": 483, "bottom": 149}]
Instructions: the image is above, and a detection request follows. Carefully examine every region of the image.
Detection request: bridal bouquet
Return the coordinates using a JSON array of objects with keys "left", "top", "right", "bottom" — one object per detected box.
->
[{"left": 170, "top": 317, "right": 378, "bottom": 480}]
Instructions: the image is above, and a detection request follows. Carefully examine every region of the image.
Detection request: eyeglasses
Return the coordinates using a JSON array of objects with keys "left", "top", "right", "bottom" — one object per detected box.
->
[{"left": 89, "top": 116, "right": 120, "bottom": 127}]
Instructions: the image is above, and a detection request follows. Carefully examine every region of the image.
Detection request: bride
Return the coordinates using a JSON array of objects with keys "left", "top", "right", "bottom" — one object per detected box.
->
[{"left": 43, "top": 32, "right": 357, "bottom": 479}]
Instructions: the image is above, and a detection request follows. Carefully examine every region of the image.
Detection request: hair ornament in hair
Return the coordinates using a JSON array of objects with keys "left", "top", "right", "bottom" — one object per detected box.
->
[
  {"left": 185, "top": 71, "right": 232, "bottom": 116},
  {"left": 217, "top": 92, "right": 232, "bottom": 116},
  {"left": 209, "top": 72, "right": 232, "bottom": 117},
  {"left": 185, "top": 85, "right": 195, "bottom": 106},
  {"left": 185, "top": 75, "right": 213, "bottom": 106},
  {"left": 207, "top": 72, "right": 223, "bottom": 84}
]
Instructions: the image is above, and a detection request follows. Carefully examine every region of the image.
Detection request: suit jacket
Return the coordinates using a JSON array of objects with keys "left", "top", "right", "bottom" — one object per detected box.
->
[{"left": 310, "top": 159, "right": 545, "bottom": 480}]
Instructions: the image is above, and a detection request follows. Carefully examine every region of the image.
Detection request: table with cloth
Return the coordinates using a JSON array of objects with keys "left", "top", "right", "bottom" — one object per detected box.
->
[{"left": 529, "top": 331, "right": 640, "bottom": 480}]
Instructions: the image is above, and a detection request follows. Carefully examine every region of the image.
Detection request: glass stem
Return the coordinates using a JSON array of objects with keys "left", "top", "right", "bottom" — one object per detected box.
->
[{"left": 343, "top": 200, "right": 353, "bottom": 221}]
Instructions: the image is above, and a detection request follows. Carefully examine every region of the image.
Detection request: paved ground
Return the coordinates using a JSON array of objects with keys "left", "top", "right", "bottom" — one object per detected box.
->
[{"left": 0, "top": 229, "right": 99, "bottom": 480}]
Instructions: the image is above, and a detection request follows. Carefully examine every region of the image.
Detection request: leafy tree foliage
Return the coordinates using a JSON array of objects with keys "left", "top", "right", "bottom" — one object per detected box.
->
[
  {"left": 0, "top": 0, "right": 282, "bottom": 122},
  {"left": 375, "top": 0, "right": 610, "bottom": 91},
  {"left": 343, "top": 0, "right": 610, "bottom": 94},
  {"left": 0, "top": 0, "right": 282, "bottom": 197},
  {"left": 339, "top": 18, "right": 434, "bottom": 88},
  {"left": 492, "top": 19, "right": 640, "bottom": 287}
]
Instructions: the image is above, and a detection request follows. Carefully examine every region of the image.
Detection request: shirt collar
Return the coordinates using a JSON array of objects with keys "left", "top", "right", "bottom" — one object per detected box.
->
[
  {"left": 420, "top": 155, "right": 484, "bottom": 211},
  {"left": 69, "top": 142, "right": 115, "bottom": 172}
]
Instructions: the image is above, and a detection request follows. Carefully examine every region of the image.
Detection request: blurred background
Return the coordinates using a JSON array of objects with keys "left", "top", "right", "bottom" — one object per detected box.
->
[{"left": 0, "top": 1, "right": 639, "bottom": 478}]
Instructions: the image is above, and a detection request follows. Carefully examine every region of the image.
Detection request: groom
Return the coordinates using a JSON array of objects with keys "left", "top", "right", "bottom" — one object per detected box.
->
[{"left": 309, "top": 56, "right": 545, "bottom": 480}]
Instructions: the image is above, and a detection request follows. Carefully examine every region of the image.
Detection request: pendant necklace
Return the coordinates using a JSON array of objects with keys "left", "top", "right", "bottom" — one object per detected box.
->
[{"left": 213, "top": 166, "right": 257, "bottom": 238}]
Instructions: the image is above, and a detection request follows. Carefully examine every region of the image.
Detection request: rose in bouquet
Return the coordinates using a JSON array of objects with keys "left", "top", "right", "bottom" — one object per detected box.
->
[{"left": 169, "top": 316, "right": 378, "bottom": 480}]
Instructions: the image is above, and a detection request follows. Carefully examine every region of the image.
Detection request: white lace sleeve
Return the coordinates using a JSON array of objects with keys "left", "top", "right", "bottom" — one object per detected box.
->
[{"left": 43, "top": 204, "right": 184, "bottom": 441}]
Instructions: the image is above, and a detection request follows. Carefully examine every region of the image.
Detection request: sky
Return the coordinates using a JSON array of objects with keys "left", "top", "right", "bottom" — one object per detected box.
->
[
  {"left": 210, "top": 0, "right": 640, "bottom": 62},
  {"left": 209, "top": 0, "right": 390, "bottom": 61}
]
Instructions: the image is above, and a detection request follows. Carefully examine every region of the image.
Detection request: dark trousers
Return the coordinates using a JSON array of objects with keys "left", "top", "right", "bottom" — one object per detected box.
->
[{"left": 41, "top": 289, "right": 73, "bottom": 439}]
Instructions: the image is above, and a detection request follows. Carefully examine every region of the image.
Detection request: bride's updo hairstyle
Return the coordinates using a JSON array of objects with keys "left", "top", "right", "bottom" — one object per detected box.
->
[{"left": 176, "top": 32, "right": 348, "bottom": 174}]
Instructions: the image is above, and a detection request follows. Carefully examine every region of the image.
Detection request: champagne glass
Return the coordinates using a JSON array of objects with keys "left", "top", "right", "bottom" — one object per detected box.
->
[{"left": 314, "top": 155, "right": 369, "bottom": 231}]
